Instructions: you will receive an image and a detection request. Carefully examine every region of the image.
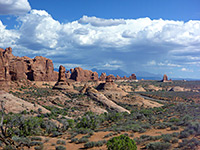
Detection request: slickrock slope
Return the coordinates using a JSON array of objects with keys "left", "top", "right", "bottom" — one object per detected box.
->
[
  {"left": 86, "top": 87, "right": 130, "bottom": 114},
  {"left": 0, "top": 90, "right": 50, "bottom": 114},
  {"left": 134, "top": 86, "right": 146, "bottom": 92},
  {"left": 97, "top": 75, "right": 128, "bottom": 99}
]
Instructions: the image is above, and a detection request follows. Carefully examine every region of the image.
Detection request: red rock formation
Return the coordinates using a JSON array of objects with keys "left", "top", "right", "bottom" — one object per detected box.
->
[
  {"left": 123, "top": 76, "right": 128, "bottom": 80},
  {"left": 162, "top": 74, "right": 168, "bottom": 82},
  {"left": 129, "top": 73, "right": 137, "bottom": 80},
  {"left": 70, "top": 67, "right": 98, "bottom": 82},
  {"left": 0, "top": 48, "right": 10, "bottom": 82},
  {"left": 116, "top": 75, "right": 121, "bottom": 80},
  {"left": 99, "top": 73, "right": 106, "bottom": 81},
  {"left": 53, "top": 65, "right": 77, "bottom": 92},
  {"left": 0, "top": 47, "right": 58, "bottom": 83},
  {"left": 58, "top": 65, "right": 66, "bottom": 82},
  {"left": 106, "top": 75, "right": 115, "bottom": 82}
]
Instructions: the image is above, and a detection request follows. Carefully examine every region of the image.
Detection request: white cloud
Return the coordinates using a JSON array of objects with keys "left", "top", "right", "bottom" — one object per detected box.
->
[
  {"left": 78, "top": 15, "right": 126, "bottom": 27},
  {"left": 181, "top": 68, "right": 193, "bottom": 72},
  {"left": 0, "top": 0, "right": 31, "bottom": 15},
  {"left": 0, "top": 9, "right": 200, "bottom": 78},
  {"left": 158, "top": 62, "right": 181, "bottom": 67},
  {"left": 0, "top": 20, "right": 19, "bottom": 48},
  {"left": 147, "top": 60, "right": 156, "bottom": 66}
]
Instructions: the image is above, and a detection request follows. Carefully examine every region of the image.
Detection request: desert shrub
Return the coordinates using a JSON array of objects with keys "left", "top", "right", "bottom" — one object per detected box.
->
[
  {"left": 107, "top": 134, "right": 137, "bottom": 150},
  {"left": 161, "top": 134, "right": 172, "bottom": 143},
  {"left": 146, "top": 142, "right": 171, "bottom": 150},
  {"left": 178, "top": 138, "right": 200, "bottom": 150},
  {"left": 30, "top": 141, "right": 43, "bottom": 146},
  {"left": 187, "top": 121, "right": 200, "bottom": 135},
  {"left": 170, "top": 126, "right": 179, "bottom": 130},
  {"left": 76, "top": 112, "right": 101, "bottom": 130},
  {"left": 179, "top": 130, "right": 190, "bottom": 138},
  {"left": 84, "top": 140, "right": 107, "bottom": 148},
  {"left": 4, "top": 115, "right": 44, "bottom": 136},
  {"left": 140, "top": 109, "right": 153, "bottom": 117},
  {"left": 55, "top": 145, "right": 66, "bottom": 150},
  {"left": 52, "top": 131, "right": 62, "bottom": 137},
  {"left": 34, "top": 145, "right": 44, "bottom": 150},
  {"left": 70, "top": 138, "right": 78, "bottom": 143},
  {"left": 171, "top": 138, "right": 179, "bottom": 143},
  {"left": 104, "top": 112, "right": 123, "bottom": 122},
  {"left": 169, "top": 117, "right": 180, "bottom": 123},
  {"left": 73, "top": 128, "right": 92, "bottom": 134},
  {"left": 31, "top": 137, "right": 42, "bottom": 141},
  {"left": 77, "top": 137, "right": 89, "bottom": 143},
  {"left": 12, "top": 136, "right": 31, "bottom": 147},
  {"left": 149, "top": 136, "right": 162, "bottom": 141},
  {"left": 56, "top": 140, "right": 66, "bottom": 145},
  {"left": 172, "top": 132, "right": 180, "bottom": 137}
]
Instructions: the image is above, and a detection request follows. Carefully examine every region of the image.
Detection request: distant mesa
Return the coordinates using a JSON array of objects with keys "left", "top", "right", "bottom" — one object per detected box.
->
[{"left": 162, "top": 74, "right": 172, "bottom": 82}]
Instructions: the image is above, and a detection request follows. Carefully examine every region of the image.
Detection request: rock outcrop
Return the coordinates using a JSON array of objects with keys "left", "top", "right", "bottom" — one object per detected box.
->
[
  {"left": 162, "top": 74, "right": 172, "bottom": 82},
  {"left": 146, "top": 85, "right": 162, "bottom": 92},
  {"left": 99, "top": 73, "right": 106, "bottom": 81},
  {"left": 97, "top": 75, "right": 128, "bottom": 100},
  {"left": 0, "top": 47, "right": 58, "bottom": 85},
  {"left": 70, "top": 67, "right": 98, "bottom": 82},
  {"left": 167, "top": 86, "right": 197, "bottom": 92},
  {"left": 129, "top": 73, "right": 137, "bottom": 80},
  {"left": 53, "top": 65, "right": 76, "bottom": 92},
  {"left": 86, "top": 87, "right": 130, "bottom": 114},
  {"left": 134, "top": 86, "right": 146, "bottom": 92}
]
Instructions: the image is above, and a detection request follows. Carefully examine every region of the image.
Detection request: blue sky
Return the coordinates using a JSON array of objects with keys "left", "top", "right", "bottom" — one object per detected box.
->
[{"left": 0, "top": 0, "right": 200, "bottom": 79}]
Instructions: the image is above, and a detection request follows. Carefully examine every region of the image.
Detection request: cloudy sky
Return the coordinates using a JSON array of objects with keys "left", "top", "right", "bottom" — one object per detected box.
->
[{"left": 0, "top": 0, "right": 200, "bottom": 79}]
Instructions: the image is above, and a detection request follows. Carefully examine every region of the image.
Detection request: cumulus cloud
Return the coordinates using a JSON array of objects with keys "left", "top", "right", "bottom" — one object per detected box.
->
[
  {"left": 0, "top": 20, "right": 19, "bottom": 48},
  {"left": 0, "top": 10, "right": 200, "bottom": 78},
  {"left": 78, "top": 15, "right": 126, "bottom": 27},
  {"left": 0, "top": 0, "right": 31, "bottom": 15}
]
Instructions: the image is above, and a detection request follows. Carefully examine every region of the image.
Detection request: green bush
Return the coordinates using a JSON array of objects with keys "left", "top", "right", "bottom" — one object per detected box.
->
[{"left": 106, "top": 134, "right": 137, "bottom": 150}]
